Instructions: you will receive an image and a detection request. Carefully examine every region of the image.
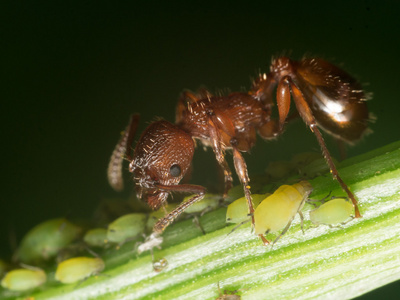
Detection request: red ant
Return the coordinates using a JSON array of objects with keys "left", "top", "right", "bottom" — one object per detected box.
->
[{"left": 108, "top": 56, "right": 369, "bottom": 245}]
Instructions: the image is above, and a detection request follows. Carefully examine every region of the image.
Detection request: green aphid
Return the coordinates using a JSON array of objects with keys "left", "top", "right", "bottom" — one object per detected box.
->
[
  {"left": 83, "top": 228, "right": 108, "bottom": 248},
  {"left": 225, "top": 185, "right": 245, "bottom": 203},
  {"left": 55, "top": 256, "right": 104, "bottom": 284},
  {"left": 183, "top": 193, "right": 221, "bottom": 214},
  {"left": 107, "top": 213, "right": 147, "bottom": 244},
  {"left": 226, "top": 193, "right": 270, "bottom": 224},
  {"left": 291, "top": 152, "right": 322, "bottom": 168},
  {"left": 1, "top": 265, "right": 46, "bottom": 291},
  {"left": 309, "top": 197, "right": 354, "bottom": 226},
  {"left": 265, "top": 160, "right": 295, "bottom": 179},
  {"left": 300, "top": 157, "right": 339, "bottom": 178},
  {"left": 15, "top": 218, "right": 82, "bottom": 264}
]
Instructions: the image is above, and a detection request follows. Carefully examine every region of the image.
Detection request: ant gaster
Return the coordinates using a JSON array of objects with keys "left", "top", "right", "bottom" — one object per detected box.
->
[{"left": 108, "top": 56, "right": 369, "bottom": 245}]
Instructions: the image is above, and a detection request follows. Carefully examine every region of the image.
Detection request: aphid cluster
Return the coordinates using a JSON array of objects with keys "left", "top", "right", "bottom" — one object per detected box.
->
[
  {"left": 227, "top": 181, "right": 356, "bottom": 244},
  {"left": 108, "top": 56, "right": 369, "bottom": 246}
]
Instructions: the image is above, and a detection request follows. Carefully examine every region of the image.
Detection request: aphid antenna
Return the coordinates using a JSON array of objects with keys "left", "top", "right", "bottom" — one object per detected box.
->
[
  {"left": 307, "top": 191, "right": 333, "bottom": 206},
  {"left": 19, "top": 263, "right": 42, "bottom": 271},
  {"left": 83, "top": 245, "right": 100, "bottom": 258},
  {"left": 227, "top": 219, "right": 251, "bottom": 236}
]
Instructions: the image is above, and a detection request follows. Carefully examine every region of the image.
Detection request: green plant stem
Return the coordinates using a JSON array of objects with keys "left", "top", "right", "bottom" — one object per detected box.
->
[{"left": 7, "top": 141, "right": 400, "bottom": 300}]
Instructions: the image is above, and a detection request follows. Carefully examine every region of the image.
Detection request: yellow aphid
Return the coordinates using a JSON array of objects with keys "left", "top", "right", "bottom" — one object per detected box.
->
[
  {"left": 183, "top": 193, "right": 220, "bottom": 214},
  {"left": 55, "top": 257, "right": 104, "bottom": 284},
  {"left": 309, "top": 197, "right": 354, "bottom": 226},
  {"left": 1, "top": 266, "right": 46, "bottom": 291},
  {"left": 254, "top": 181, "right": 313, "bottom": 243},
  {"left": 226, "top": 194, "right": 270, "bottom": 224},
  {"left": 107, "top": 213, "right": 147, "bottom": 244}
]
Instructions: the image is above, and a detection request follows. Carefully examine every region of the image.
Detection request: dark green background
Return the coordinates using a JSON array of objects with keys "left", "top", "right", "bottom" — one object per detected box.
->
[{"left": 2, "top": 1, "right": 399, "bottom": 298}]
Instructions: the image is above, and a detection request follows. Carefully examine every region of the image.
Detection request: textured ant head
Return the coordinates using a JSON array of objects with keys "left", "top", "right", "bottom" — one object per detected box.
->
[{"left": 130, "top": 120, "right": 194, "bottom": 210}]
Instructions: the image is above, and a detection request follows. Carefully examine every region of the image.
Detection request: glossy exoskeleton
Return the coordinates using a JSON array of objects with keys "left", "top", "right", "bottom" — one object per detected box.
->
[{"left": 108, "top": 56, "right": 369, "bottom": 245}]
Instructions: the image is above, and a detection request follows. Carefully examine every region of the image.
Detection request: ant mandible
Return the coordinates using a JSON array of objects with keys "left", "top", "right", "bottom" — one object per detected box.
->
[{"left": 107, "top": 56, "right": 369, "bottom": 245}]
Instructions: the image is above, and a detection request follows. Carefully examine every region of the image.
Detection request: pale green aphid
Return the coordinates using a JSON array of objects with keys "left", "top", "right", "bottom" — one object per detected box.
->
[
  {"left": 107, "top": 213, "right": 147, "bottom": 244},
  {"left": 291, "top": 152, "right": 322, "bottom": 168},
  {"left": 83, "top": 228, "right": 108, "bottom": 248},
  {"left": 55, "top": 256, "right": 104, "bottom": 284},
  {"left": 226, "top": 193, "right": 270, "bottom": 224},
  {"left": 265, "top": 160, "right": 295, "bottom": 179},
  {"left": 183, "top": 193, "right": 221, "bottom": 214},
  {"left": 15, "top": 218, "right": 82, "bottom": 264},
  {"left": 1, "top": 266, "right": 46, "bottom": 291},
  {"left": 300, "top": 157, "right": 339, "bottom": 178},
  {"left": 309, "top": 197, "right": 354, "bottom": 226},
  {"left": 146, "top": 203, "right": 179, "bottom": 232},
  {"left": 225, "top": 185, "right": 245, "bottom": 202},
  {"left": 254, "top": 181, "right": 313, "bottom": 243}
]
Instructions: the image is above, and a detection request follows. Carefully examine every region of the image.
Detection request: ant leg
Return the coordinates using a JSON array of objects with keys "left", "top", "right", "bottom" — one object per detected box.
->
[
  {"left": 251, "top": 72, "right": 276, "bottom": 107},
  {"left": 207, "top": 114, "right": 234, "bottom": 197},
  {"left": 232, "top": 147, "right": 257, "bottom": 229},
  {"left": 107, "top": 114, "right": 140, "bottom": 191},
  {"left": 335, "top": 138, "right": 347, "bottom": 160},
  {"left": 153, "top": 184, "right": 206, "bottom": 233},
  {"left": 280, "top": 76, "right": 361, "bottom": 218}
]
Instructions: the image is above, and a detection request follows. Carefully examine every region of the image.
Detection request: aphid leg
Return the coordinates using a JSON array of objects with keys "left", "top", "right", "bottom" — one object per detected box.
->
[
  {"left": 299, "top": 211, "right": 305, "bottom": 234},
  {"left": 272, "top": 189, "right": 308, "bottom": 246},
  {"left": 272, "top": 216, "right": 295, "bottom": 246},
  {"left": 227, "top": 219, "right": 251, "bottom": 235},
  {"left": 107, "top": 114, "right": 140, "bottom": 191},
  {"left": 279, "top": 76, "right": 361, "bottom": 218},
  {"left": 191, "top": 215, "right": 206, "bottom": 235},
  {"left": 153, "top": 184, "right": 206, "bottom": 233}
]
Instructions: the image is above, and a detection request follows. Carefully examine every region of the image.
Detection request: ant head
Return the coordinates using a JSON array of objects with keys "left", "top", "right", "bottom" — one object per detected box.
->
[{"left": 130, "top": 120, "right": 195, "bottom": 209}]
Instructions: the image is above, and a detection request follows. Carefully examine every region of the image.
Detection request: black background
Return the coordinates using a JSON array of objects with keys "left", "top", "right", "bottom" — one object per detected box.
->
[{"left": 1, "top": 1, "right": 400, "bottom": 298}]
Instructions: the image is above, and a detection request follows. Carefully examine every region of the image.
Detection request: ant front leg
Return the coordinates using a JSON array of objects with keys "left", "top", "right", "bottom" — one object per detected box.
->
[
  {"left": 277, "top": 76, "right": 361, "bottom": 218},
  {"left": 152, "top": 184, "right": 206, "bottom": 233}
]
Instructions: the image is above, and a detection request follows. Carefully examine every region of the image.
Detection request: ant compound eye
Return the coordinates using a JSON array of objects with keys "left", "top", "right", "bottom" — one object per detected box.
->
[{"left": 169, "top": 164, "right": 181, "bottom": 177}]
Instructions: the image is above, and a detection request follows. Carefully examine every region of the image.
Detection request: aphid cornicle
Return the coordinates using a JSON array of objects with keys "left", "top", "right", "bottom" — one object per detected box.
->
[{"left": 108, "top": 56, "right": 369, "bottom": 246}]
